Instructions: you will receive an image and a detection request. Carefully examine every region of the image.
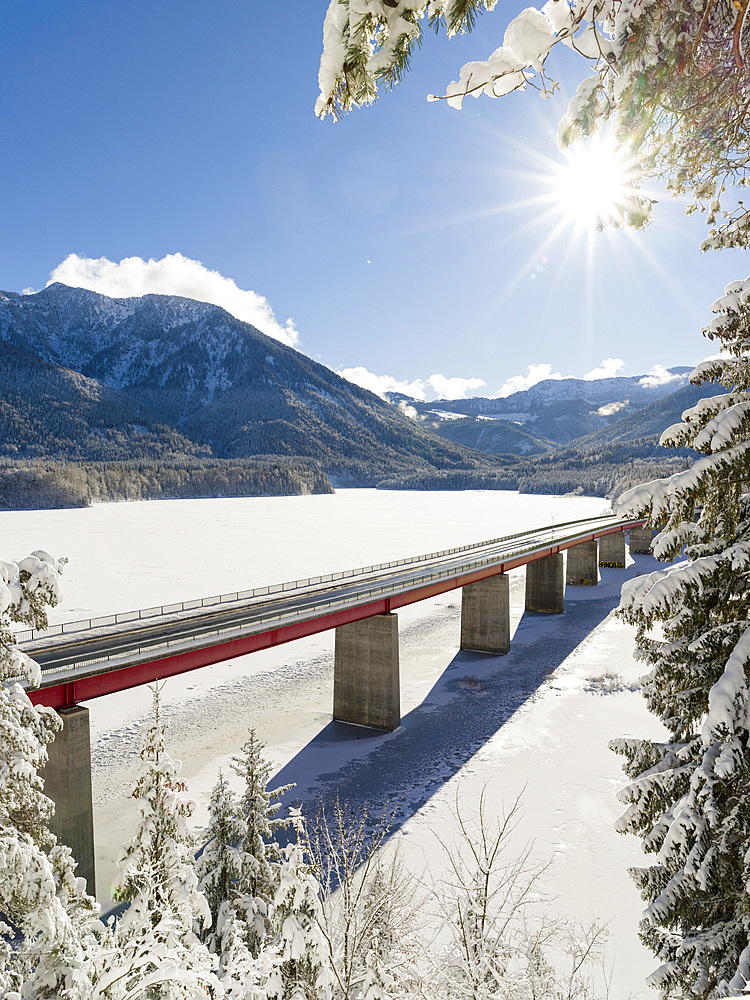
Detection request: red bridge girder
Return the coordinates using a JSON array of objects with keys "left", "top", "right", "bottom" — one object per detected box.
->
[{"left": 27, "top": 521, "right": 643, "bottom": 710}]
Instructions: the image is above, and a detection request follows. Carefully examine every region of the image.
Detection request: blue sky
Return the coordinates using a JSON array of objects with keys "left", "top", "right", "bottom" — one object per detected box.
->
[{"left": 1, "top": 2, "right": 746, "bottom": 399}]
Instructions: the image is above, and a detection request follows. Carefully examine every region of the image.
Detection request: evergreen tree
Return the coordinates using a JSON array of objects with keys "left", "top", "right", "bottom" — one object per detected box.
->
[
  {"left": 266, "top": 811, "right": 331, "bottom": 1000},
  {"left": 0, "top": 550, "right": 99, "bottom": 999},
  {"left": 196, "top": 770, "right": 246, "bottom": 952},
  {"left": 613, "top": 279, "right": 750, "bottom": 998},
  {"left": 231, "top": 729, "right": 294, "bottom": 957},
  {"left": 107, "top": 683, "right": 220, "bottom": 999},
  {"left": 215, "top": 908, "right": 278, "bottom": 1000},
  {"left": 196, "top": 769, "right": 278, "bottom": 995}
]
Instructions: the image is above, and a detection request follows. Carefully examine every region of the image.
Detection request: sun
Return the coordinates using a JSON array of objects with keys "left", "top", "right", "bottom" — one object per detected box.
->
[{"left": 550, "top": 135, "right": 637, "bottom": 232}]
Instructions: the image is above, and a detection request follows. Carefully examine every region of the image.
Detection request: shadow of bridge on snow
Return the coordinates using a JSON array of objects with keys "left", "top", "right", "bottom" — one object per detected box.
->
[{"left": 268, "top": 585, "right": 627, "bottom": 843}]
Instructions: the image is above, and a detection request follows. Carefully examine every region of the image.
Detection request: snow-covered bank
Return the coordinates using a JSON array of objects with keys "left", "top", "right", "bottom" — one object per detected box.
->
[{"left": 0, "top": 490, "right": 660, "bottom": 997}]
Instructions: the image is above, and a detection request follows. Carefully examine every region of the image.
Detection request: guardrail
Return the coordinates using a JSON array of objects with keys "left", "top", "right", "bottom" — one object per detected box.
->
[
  {"left": 31, "top": 515, "right": 637, "bottom": 684},
  {"left": 15, "top": 512, "right": 617, "bottom": 645}
]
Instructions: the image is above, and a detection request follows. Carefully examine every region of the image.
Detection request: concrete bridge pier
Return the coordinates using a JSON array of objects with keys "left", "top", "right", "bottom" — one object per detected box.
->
[
  {"left": 629, "top": 527, "right": 653, "bottom": 554},
  {"left": 525, "top": 554, "right": 564, "bottom": 614},
  {"left": 43, "top": 705, "right": 96, "bottom": 896},
  {"left": 333, "top": 614, "right": 400, "bottom": 731},
  {"left": 566, "top": 540, "right": 599, "bottom": 586},
  {"left": 460, "top": 574, "right": 510, "bottom": 654},
  {"left": 599, "top": 532, "right": 626, "bottom": 568}
]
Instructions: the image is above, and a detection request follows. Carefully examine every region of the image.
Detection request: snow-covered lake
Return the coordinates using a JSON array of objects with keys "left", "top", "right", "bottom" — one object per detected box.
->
[
  {"left": 0, "top": 489, "right": 608, "bottom": 622},
  {"left": 1, "top": 489, "right": 663, "bottom": 997}
]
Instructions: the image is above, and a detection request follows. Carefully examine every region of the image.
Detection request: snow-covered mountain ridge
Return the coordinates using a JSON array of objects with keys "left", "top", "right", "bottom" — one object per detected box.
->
[
  {"left": 0, "top": 284, "right": 506, "bottom": 484},
  {"left": 0, "top": 284, "right": 287, "bottom": 402},
  {"left": 499, "top": 369, "right": 689, "bottom": 408},
  {"left": 387, "top": 368, "right": 691, "bottom": 449},
  {"left": 391, "top": 368, "right": 688, "bottom": 417}
]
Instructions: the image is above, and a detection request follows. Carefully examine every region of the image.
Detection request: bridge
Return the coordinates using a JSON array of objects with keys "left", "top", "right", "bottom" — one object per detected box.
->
[{"left": 20, "top": 515, "right": 651, "bottom": 896}]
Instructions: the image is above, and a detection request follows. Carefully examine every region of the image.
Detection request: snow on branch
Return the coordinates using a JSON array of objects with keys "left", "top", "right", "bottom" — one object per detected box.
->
[
  {"left": 702, "top": 625, "right": 750, "bottom": 742},
  {"left": 317, "top": 0, "right": 501, "bottom": 118},
  {"left": 1, "top": 551, "right": 64, "bottom": 688}
]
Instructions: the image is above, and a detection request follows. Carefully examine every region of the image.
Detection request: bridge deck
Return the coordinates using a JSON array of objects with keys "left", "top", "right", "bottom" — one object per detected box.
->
[{"left": 22, "top": 513, "right": 642, "bottom": 709}]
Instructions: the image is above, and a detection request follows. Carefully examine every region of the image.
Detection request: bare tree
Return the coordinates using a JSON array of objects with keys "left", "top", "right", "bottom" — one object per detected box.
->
[
  {"left": 423, "top": 787, "right": 617, "bottom": 1000},
  {"left": 308, "top": 797, "right": 421, "bottom": 999}
]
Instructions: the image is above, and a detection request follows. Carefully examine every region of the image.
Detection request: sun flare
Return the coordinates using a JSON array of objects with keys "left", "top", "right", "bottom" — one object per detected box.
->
[{"left": 551, "top": 136, "right": 636, "bottom": 231}]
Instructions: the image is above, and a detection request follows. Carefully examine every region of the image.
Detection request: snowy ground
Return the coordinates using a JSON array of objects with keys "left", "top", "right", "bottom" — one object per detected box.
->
[{"left": 1, "top": 489, "right": 664, "bottom": 998}]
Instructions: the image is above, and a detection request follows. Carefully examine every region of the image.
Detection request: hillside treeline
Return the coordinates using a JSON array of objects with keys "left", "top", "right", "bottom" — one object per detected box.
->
[
  {"left": 376, "top": 437, "right": 692, "bottom": 499},
  {"left": 516, "top": 436, "right": 693, "bottom": 497},
  {"left": 0, "top": 442, "right": 690, "bottom": 509},
  {"left": 0, "top": 457, "right": 333, "bottom": 509},
  {"left": 376, "top": 469, "right": 522, "bottom": 491}
]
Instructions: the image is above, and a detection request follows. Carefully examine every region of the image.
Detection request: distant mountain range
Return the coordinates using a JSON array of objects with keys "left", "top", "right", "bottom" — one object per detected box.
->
[
  {"left": 0, "top": 284, "right": 719, "bottom": 505},
  {"left": 386, "top": 367, "right": 693, "bottom": 454}
]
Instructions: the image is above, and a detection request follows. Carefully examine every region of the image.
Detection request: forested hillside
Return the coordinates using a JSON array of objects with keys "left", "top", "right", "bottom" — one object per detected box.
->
[
  {"left": 0, "top": 458, "right": 333, "bottom": 509},
  {"left": 569, "top": 380, "right": 727, "bottom": 448},
  {"left": 420, "top": 414, "right": 556, "bottom": 455},
  {"left": 0, "top": 342, "right": 210, "bottom": 461}
]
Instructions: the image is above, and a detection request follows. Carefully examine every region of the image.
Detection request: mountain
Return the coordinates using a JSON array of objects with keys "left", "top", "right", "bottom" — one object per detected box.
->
[
  {"left": 0, "top": 284, "right": 506, "bottom": 485},
  {"left": 568, "top": 379, "right": 727, "bottom": 449},
  {"left": 0, "top": 341, "right": 210, "bottom": 461},
  {"left": 380, "top": 369, "right": 725, "bottom": 498},
  {"left": 488, "top": 370, "right": 690, "bottom": 409},
  {"left": 491, "top": 379, "right": 729, "bottom": 499},
  {"left": 388, "top": 368, "right": 691, "bottom": 451},
  {"left": 0, "top": 284, "right": 719, "bottom": 505},
  {"left": 418, "top": 414, "right": 556, "bottom": 456}
]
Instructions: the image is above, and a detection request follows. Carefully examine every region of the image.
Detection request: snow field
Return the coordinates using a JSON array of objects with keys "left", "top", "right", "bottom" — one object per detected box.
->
[{"left": 0, "top": 489, "right": 660, "bottom": 996}]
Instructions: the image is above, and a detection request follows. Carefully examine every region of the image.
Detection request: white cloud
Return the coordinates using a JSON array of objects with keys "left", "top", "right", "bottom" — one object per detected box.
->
[
  {"left": 336, "top": 367, "right": 427, "bottom": 399},
  {"left": 398, "top": 400, "right": 419, "bottom": 420},
  {"left": 496, "top": 363, "right": 565, "bottom": 398},
  {"left": 427, "top": 373, "right": 487, "bottom": 399},
  {"left": 336, "top": 366, "right": 486, "bottom": 402},
  {"left": 596, "top": 400, "right": 629, "bottom": 416},
  {"left": 583, "top": 357, "right": 625, "bottom": 380},
  {"left": 638, "top": 364, "right": 687, "bottom": 389},
  {"left": 47, "top": 252, "right": 300, "bottom": 348},
  {"left": 497, "top": 358, "right": 632, "bottom": 397}
]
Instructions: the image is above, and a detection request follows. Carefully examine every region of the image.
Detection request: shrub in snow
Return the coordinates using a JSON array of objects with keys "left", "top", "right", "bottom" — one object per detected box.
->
[
  {"left": 614, "top": 279, "right": 750, "bottom": 997},
  {"left": 359, "top": 936, "right": 394, "bottom": 1000},
  {"left": 426, "top": 788, "right": 609, "bottom": 1000},
  {"left": 0, "top": 551, "right": 100, "bottom": 999},
  {"left": 106, "top": 683, "right": 220, "bottom": 999},
  {"left": 308, "top": 798, "right": 418, "bottom": 999}
]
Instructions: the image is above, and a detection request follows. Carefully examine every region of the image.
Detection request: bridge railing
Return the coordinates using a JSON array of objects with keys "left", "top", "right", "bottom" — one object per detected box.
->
[
  {"left": 32, "top": 516, "right": 641, "bottom": 683},
  {"left": 15, "top": 512, "right": 618, "bottom": 645}
]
